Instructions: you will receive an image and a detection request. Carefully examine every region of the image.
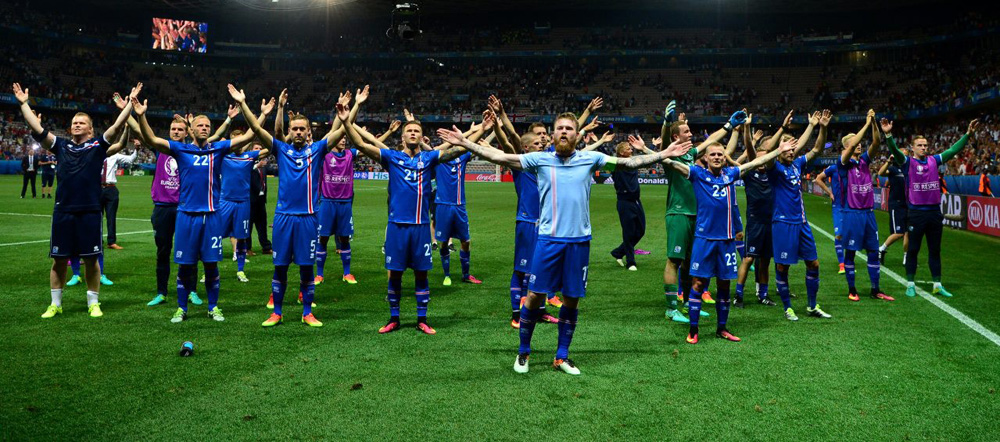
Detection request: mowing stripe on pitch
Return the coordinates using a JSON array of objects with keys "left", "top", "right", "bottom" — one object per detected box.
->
[
  {"left": 809, "top": 222, "right": 1000, "bottom": 348},
  {"left": 0, "top": 230, "right": 155, "bottom": 247},
  {"left": 0, "top": 212, "right": 148, "bottom": 222}
]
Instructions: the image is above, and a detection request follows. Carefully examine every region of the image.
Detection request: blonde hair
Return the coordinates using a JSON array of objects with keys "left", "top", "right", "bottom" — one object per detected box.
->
[{"left": 554, "top": 112, "right": 579, "bottom": 130}]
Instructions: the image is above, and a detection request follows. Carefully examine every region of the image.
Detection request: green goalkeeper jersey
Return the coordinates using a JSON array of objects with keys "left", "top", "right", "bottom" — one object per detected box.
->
[{"left": 665, "top": 147, "right": 697, "bottom": 216}]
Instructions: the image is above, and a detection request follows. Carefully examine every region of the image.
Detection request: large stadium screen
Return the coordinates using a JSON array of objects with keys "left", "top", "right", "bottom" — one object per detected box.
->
[{"left": 151, "top": 18, "right": 208, "bottom": 53}]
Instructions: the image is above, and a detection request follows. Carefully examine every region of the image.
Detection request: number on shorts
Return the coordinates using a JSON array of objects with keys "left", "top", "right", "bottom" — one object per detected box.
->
[
  {"left": 582, "top": 265, "right": 589, "bottom": 281},
  {"left": 210, "top": 236, "right": 222, "bottom": 250},
  {"left": 424, "top": 243, "right": 432, "bottom": 256},
  {"left": 725, "top": 252, "right": 737, "bottom": 267},
  {"left": 243, "top": 220, "right": 249, "bottom": 231}
]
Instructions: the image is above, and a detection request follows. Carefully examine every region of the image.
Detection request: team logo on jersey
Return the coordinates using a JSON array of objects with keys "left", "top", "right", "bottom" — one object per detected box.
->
[
  {"left": 305, "top": 148, "right": 312, "bottom": 155},
  {"left": 398, "top": 160, "right": 404, "bottom": 165},
  {"left": 417, "top": 161, "right": 424, "bottom": 168},
  {"left": 287, "top": 149, "right": 294, "bottom": 155},
  {"left": 164, "top": 157, "right": 178, "bottom": 177}
]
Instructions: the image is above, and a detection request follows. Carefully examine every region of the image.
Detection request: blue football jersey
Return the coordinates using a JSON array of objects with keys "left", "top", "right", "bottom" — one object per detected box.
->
[
  {"left": 434, "top": 152, "right": 472, "bottom": 206},
  {"left": 381, "top": 148, "right": 441, "bottom": 224},
  {"left": 689, "top": 165, "right": 741, "bottom": 240},
  {"left": 520, "top": 150, "right": 609, "bottom": 241},
  {"left": 220, "top": 150, "right": 261, "bottom": 202},
  {"left": 169, "top": 140, "right": 232, "bottom": 213},
  {"left": 512, "top": 169, "right": 540, "bottom": 223},
  {"left": 274, "top": 139, "right": 328, "bottom": 215},
  {"left": 50, "top": 136, "right": 111, "bottom": 213},
  {"left": 768, "top": 155, "right": 808, "bottom": 224},
  {"left": 823, "top": 164, "right": 844, "bottom": 210}
]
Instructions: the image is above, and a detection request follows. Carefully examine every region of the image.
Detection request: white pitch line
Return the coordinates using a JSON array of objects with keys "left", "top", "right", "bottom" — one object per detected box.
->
[
  {"left": 809, "top": 221, "right": 1000, "bottom": 347},
  {"left": 0, "top": 212, "right": 148, "bottom": 222},
  {"left": 0, "top": 230, "right": 154, "bottom": 247}
]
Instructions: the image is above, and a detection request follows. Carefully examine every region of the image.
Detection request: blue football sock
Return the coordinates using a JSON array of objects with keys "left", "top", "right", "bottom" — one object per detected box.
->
[
  {"left": 440, "top": 248, "right": 451, "bottom": 277},
  {"left": 758, "top": 283, "right": 770, "bottom": 300},
  {"left": 735, "top": 283, "right": 745, "bottom": 300},
  {"left": 415, "top": 277, "right": 430, "bottom": 318},
  {"left": 806, "top": 268, "right": 820, "bottom": 309},
  {"left": 272, "top": 265, "right": 289, "bottom": 315},
  {"left": 70, "top": 258, "right": 81, "bottom": 276},
  {"left": 866, "top": 251, "right": 881, "bottom": 292},
  {"left": 300, "top": 266, "right": 315, "bottom": 316},
  {"left": 736, "top": 241, "right": 746, "bottom": 259},
  {"left": 716, "top": 285, "right": 731, "bottom": 326},
  {"left": 339, "top": 238, "right": 351, "bottom": 276},
  {"left": 518, "top": 305, "right": 540, "bottom": 355},
  {"left": 459, "top": 250, "right": 470, "bottom": 278},
  {"left": 204, "top": 266, "right": 220, "bottom": 311},
  {"left": 555, "top": 306, "right": 578, "bottom": 360},
  {"left": 315, "top": 243, "right": 327, "bottom": 277},
  {"left": 98, "top": 254, "right": 104, "bottom": 273},
  {"left": 688, "top": 297, "right": 702, "bottom": 326},
  {"left": 387, "top": 277, "right": 402, "bottom": 318},
  {"left": 835, "top": 238, "right": 845, "bottom": 265},
  {"left": 176, "top": 264, "right": 195, "bottom": 311},
  {"left": 776, "top": 267, "right": 792, "bottom": 309},
  {"left": 236, "top": 239, "right": 246, "bottom": 272},
  {"left": 844, "top": 250, "right": 857, "bottom": 293},
  {"left": 510, "top": 272, "right": 524, "bottom": 312}
]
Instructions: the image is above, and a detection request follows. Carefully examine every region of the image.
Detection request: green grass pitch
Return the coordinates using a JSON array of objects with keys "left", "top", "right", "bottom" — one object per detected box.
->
[{"left": 1, "top": 175, "right": 999, "bottom": 440}]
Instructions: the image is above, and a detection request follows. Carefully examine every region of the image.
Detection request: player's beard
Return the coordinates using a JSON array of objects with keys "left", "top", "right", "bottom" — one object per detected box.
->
[{"left": 554, "top": 137, "right": 577, "bottom": 157}]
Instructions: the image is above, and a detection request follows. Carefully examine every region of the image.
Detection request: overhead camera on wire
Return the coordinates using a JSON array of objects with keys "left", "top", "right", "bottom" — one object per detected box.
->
[{"left": 388, "top": 3, "right": 421, "bottom": 40}]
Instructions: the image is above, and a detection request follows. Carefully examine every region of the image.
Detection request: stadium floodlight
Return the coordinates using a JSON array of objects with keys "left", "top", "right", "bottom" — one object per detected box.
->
[{"left": 388, "top": 3, "right": 421, "bottom": 40}]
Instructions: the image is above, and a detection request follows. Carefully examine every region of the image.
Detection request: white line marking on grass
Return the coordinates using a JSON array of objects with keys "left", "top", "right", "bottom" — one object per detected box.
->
[
  {"left": 0, "top": 230, "right": 155, "bottom": 247},
  {"left": 809, "top": 221, "right": 1000, "bottom": 347},
  {"left": 0, "top": 212, "right": 148, "bottom": 222}
]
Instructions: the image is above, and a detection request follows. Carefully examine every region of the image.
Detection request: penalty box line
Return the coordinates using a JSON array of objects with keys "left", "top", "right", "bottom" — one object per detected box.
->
[{"left": 808, "top": 221, "right": 1000, "bottom": 348}]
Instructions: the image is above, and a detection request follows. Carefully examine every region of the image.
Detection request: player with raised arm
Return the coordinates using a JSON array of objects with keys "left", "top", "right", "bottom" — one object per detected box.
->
[
  {"left": 132, "top": 90, "right": 256, "bottom": 323},
  {"left": 438, "top": 114, "right": 692, "bottom": 375},
  {"left": 661, "top": 137, "right": 797, "bottom": 343},
  {"left": 836, "top": 110, "right": 895, "bottom": 302},
  {"left": 768, "top": 110, "right": 833, "bottom": 321},
  {"left": 660, "top": 109, "right": 747, "bottom": 323},
  {"left": 14, "top": 82, "right": 138, "bottom": 318},
  {"left": 336, "top": 96, "right": 487, "bottom": 335},
  {"left": 490, "top": 96, "right": 563, "bottom": 324},
  {"left": 315, "top": 90, "right": 362, "bottom": 286},
  {"left": 877, "top": 155, "right": 909, "bottom": 264},
  {"left": 732, "top": 117, "right": 780, "bottom": 307},
  {"left": 219, "top": 126, "right": 271, "bottom": 284},
  {"left": 433, "top": 120, "right": 485, "bottom": 286},
  {"left": 884, "top": 117, "right": 980, "bottom": 297},
  {"left": 230, "top": 84, "right": 343, "bottom": 327}
]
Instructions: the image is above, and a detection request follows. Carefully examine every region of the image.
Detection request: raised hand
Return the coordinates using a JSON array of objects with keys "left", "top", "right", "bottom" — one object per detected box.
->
[
  {"left": 356, "top": 85, "right": 370, "bottom": 105},
  {"left": 388, "top": 120, "right": 401, "bottom": 132},
  {"left": 227, "top": 104, "right": 239, "bottom": 119},
  {"left": 588, "top": 97, "right": 604, "bottom": 112},
  {"left": 663, "top": 139, "right": 694, "bottom": 158},
  {"left": 261, "top": 97, "right": 276, "bottom": 115},
  {"left": 482, "top": 109, "right": 496, "bottom": 131},
  {"left": 879, "top": 117, "right": 893, "bottom": 134},
  {"left": 782, "top": 110, "right": 794, "bottom": 128},
  {"left": 335, "top": 103, "right": 349, "bottom": 121},
  {"left": 728, "top": 109, "right": 747, "bottom": 128},
  {"left": 652, "top": 136, "right": 662, "bottom": 147},
  {"left": 278, "top": 88, "right": 289, "bottom": 107},
  {"left": 779, "top": 138, "right": 798, "bottom": 153},
  {"left": 227, "top": 84, "right": 246, "bottom": 103},
  {"left": 582, "top": 116, "right": 602, "bottom": 133},
  {"left": 809, "top": 111, "right": 821, "bottom": 125},
  {"left": 677, "top": 112, "right": 686, "bottom": 124},
  {"left": 128, "top": 82, "right": 143, "bottom": 99},
  {"left": 867, "top": 108, "right": 876, "bottom": 122},
  {"left": 752, "top": 130, "right": 764, "bottom": 143},
  {"left": 819, "top": 109, "right": 832, "bottom": 127},
  {"left": 437, "top": 125, "right": 467, "bottom": 145},
  {"left": 968, "top": 119, "right": 980, "bottom": 135},
  {"left": 403, "top": 108, "right": 415, "bottom": 122},
  {"left": 745, "top": 113, "right": 753, "bottom": 126},
  {"left": 487, "top": 95, "right": 503, "bottom": 114},
  {"left": 112, "top": 92, "right": 127, "bottom": 110},
  {"left": 337, "top": 91, "right": 351, "bottom": 108},
  {"left": 12, "top": 83, "right": 29, "bottom": 104},
  {"left": 600, "top": 131, "right": 614, "bottom": 144},
  {"left": 628, "top": 135, "right": 645, "bottom": 150},
  {"left": 131, "top": 97, "right": 148, "bottom": 116},
  {"left": 585, "top": 132, "right": 597, "bottom": 143}
]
